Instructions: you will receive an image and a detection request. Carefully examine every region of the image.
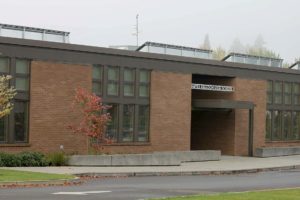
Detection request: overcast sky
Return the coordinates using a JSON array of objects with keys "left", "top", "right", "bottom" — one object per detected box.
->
[{"left": 1, "top": 0, "right": 300, "bottom": 63}]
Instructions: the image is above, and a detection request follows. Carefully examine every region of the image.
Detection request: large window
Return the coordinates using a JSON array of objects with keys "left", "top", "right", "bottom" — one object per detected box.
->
[
  {"left": 266, "top": 80, "right": 300, "bottom": 141},
  {"left": 92, "top": 66, "right": 151, "bottom": 143},
  {"left": 0, "top": 57, "right": 30, "bottom": 144}
]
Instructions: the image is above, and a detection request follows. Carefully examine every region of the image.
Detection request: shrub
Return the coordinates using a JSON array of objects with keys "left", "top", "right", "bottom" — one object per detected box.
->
[
  {"left": 0, "top": 152, "right": 48, "bottom": 167},
  {"left": 46, "top": 152, "right": 68, "bottom": 166},
  {"left": 18, "top": 152, "right": 48, "bottom": 167},
  {"left": 0, "top": 152, "right": 21, "bottom": 167}
]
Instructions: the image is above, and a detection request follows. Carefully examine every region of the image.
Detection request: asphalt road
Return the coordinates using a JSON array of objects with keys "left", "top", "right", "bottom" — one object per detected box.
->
[{"left": 1, "top": 170, "right": 300, "bottom": 200}]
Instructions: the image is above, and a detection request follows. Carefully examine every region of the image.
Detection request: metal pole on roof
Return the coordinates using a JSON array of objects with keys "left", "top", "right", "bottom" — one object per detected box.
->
[{"left": 132, "top": 14, "right": 139, "bottom": 46}]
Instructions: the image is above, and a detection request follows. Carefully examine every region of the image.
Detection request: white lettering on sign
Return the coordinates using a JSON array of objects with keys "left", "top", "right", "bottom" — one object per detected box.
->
[{"left": 191, "top": 83, "right": 234, "bottom": 92}]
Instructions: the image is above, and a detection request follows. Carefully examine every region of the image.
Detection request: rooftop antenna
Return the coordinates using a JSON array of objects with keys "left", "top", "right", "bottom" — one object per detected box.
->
[{"left": 132, "top": 14, "right": 140, "bottom": 46}]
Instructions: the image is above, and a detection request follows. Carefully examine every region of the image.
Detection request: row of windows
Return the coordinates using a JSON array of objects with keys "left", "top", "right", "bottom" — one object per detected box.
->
[
  {"left": 266, "top": 110, "right": 300, "bottom": 141},
  {"left": 105, "top": 104, "right": 150, "bottom": 143},
  {"left": 92, "top": 65, "right": 150, "bottom": 98},
  {"left": 267, "top": 81, "right": 300, "bottom": 105}
]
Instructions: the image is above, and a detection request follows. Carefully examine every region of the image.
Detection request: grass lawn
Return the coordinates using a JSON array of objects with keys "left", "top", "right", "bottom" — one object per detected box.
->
[
  {"left": 154, "top": 188, "right": 300, "bottom": 200},
  {"left": 0, "top": 169, "right": 75, "bottom": 182}
]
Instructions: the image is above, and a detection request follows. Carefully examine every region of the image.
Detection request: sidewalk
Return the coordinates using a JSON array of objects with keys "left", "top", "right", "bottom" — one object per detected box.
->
[{"left": 4, "top": 155, "right": 300, "bottom": 177}]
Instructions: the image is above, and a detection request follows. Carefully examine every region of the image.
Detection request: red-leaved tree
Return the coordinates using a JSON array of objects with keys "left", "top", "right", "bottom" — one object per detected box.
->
[{"left": 68, "top": 88, "right": 112, "bottom": 148}]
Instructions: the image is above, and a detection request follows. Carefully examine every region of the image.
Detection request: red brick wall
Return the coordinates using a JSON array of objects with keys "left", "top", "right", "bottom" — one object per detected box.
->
[
  {"left": 191, "top": 110, "right": 235, "bottom": 155},
  {"left": 0, "top": 61, "right": 91, "bottom": 154}
]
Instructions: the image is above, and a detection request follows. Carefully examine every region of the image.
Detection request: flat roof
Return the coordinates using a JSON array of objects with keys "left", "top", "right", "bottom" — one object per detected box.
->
[{"left": 0, "top": 36, "right": 299, "bottom": 82}]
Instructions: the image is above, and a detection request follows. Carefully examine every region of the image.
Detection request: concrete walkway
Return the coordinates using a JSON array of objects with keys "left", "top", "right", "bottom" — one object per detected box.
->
[{"left": 3, "top": 155, "right": 300, "bottom": 176}]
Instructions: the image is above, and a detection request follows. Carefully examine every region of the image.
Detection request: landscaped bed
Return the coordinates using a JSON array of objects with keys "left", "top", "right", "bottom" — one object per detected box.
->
[
  {"left": 153, "top": 188, "right": 300, "bottom": 200},
  {"left": 0, "top": 169, "right": 75, "bottom": 182}
]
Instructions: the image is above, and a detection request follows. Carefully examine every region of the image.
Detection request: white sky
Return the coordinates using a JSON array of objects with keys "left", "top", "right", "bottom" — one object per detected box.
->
[{"left": 0, "top": 0, "right": 299, "bottom": 63}]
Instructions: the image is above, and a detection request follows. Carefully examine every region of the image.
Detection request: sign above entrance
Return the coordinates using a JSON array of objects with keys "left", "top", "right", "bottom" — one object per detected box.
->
[{"left": 191, "top": 83, "right": 234, "bottom": 92}]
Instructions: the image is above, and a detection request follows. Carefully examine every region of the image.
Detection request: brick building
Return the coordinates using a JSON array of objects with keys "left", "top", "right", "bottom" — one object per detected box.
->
[{"left": 0, "top": 25, "right": 300, "bottom": 156}]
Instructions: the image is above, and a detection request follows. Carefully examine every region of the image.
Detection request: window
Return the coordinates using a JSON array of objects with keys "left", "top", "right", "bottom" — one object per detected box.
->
[
  {"left": 138, "top": 105, "right": 149, "bottom": 142},
  {"left": 273, "top": 110, "right": 281, "bottom": 140},
  {"left": 92, "top": 65, "right": 103, "bottom": 95},
  {"left": 0, "top": 57, "right": 9, "bottom": 73},
  {"left": 293, "top": 83, "right": 300, "bottom": 105},
  {"left": 266, "top": 110, "right": 272, "bottom": 140},
  {"left": 106, "top": 104, "right": 118, "bottom": 140},
  {"left": 123, "top": 68, "right": 135, "bottom": 97},
  {"left": 121, "top": 104, "right": 134, "bottom": 142},
  {"left": 267, "top": 81, "right": 273, "bottom": 104},
  {"left": 293, "top": 112, "right": 300, "bottom": 140},
  {"left": 282, "top": 111, "right": 292, "bottom": 140},
  {"left": 274, "top": 81, "right": 282, "bottom": 104},
  {"left": 107, "top": 67, "right": 119, "bottom": 96},
  {"left": 14, "top": 101, "right": 29, "bottom": 142},
  {"left": 15, "top": 59, "right": 30, "bottom": 92},
  {"left": 0, "top": 58, "right": 30, "bottom": 144},
  {"left": 0, "top": 117, "right": 7, "bottom": 143},
  {"left": 93, "top": 66, "right": 150, "bottom": 143},
  {"left": 139, "top": 70, "right": 150, "bottom": 97},
  {"left": 284, "top": 83, "right": 292, "bottom": 105}
]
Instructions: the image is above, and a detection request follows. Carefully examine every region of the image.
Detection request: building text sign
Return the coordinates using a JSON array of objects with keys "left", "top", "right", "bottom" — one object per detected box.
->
[{"left": 191, "top": 83, "right": 234, "bottom": 92}]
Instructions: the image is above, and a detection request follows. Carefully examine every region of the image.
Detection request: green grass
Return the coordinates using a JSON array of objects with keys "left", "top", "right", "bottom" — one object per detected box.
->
[
  {"left": 0, "top": 169, "right": 75, "bottom": 182},
  {"left": 153, "top": 188, "right": 300, "bottom": 200}
]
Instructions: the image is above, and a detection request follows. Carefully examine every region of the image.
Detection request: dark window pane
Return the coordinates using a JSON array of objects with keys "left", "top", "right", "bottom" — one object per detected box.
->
[
  {"left": 139, "top": 85, "right": 149, "bottom": 97},
  {"left": 14, "top": 102, "right": 29, "bottom": 142},
  {"left": 266, "top": 110, "right": 272, "bottom": 140},
  {"left": 139, "top": 70, "right": 150, "bottom": 83},
  {"left": 121, "top": 105, "right": 134, "bottom": 142},
  {"left": 293, "top": 112, "right": 300, "bottom": 140},
  {"left": 16, "top": 77, "right": 29, "bottom": 91},
  {"left": 284, "top": 83, "right": 292, "bottom": 105},
  {"left": 0, "top": 57, "right": 9, "bottom": 73},
  {"left": 282, "top": 111, "right": 292, "bottom": 140},
  {"left": 107, "top": 83, "right": 118, "bottom": 96},
  {"left": 92, "top": 65, "right": 102, "bottom": 80},
  {"left": 273, "top": 110, "right": 281, "bottom": 140},
  {"left": 124, "top": 69, "right": 135, "bottom": 82},
  {"left": 293, "top": 83, "right": 300, "bottom": 105},
  {"left": 108, "top": 67, "right": 119, "bottom": 81},
  {"left": 138, "top": 105, "right": 149, "bottom": 142},
  {"left": 16, "top": 59, "right": 29, "bottom": 74},
  {"left": 92, "top": 82, "right": 102, "bottom": 95},
  {"left": 106, "top": 105, "right": 118, "bottom": 141},
  {"left": 274, "top": 81, "right": 282, "bottom": 104},
  {"left": 124, "top": 84, "right": 134, "bottom": 96},
  {"left": 267, "top": 81, "right": 272, "bottom": 104},
  {"left": 0, "top": 117, "right": 6, "bottom": 142}
]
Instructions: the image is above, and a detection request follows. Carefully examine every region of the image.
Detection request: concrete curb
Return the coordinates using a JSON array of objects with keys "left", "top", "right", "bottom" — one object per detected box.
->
[
  {"left": 76, "top": 165, "right": 300, "bottom": 178},
  {"left": 0, "top": 177, "right": 83, "bottom": 188}
]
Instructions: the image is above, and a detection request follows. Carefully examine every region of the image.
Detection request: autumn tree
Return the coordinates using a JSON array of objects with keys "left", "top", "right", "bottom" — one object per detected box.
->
[
  {"left": 0, "top": 75, "right": 17, "bottom": 118},
  {"left": 68, "top": 88, "right": 112, "bottom": 148}
]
